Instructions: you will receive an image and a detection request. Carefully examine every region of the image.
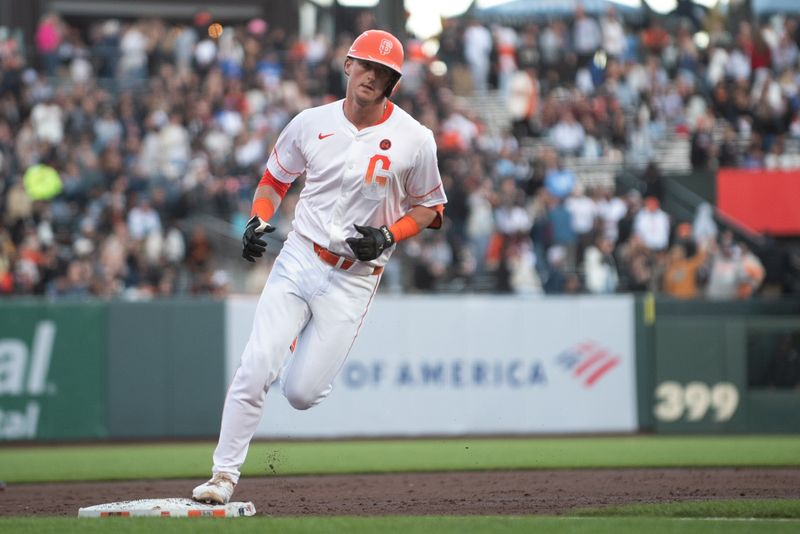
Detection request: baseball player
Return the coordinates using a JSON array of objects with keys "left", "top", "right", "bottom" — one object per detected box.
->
[{"left": 192, "top": 29, "right": 447, "bottom": 504}]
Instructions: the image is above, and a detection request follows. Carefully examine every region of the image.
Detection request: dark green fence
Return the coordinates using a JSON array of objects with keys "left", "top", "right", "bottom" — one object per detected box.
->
[
  {"left": 0, "top": 301, "right": 107, "bottom": 440},
  {"left": 107, "top": 300, "right": 226, "bottom": 438},
  {"left": 636, "top": 296, "right": 800, "bottom": 433},
  {"left": 0, "top": 299, "right": 225, "bottom": 441}
]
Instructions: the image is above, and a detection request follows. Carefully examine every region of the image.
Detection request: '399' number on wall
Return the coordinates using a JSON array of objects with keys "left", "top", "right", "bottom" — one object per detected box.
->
[{"left": 654, "top": 381, "right": 739, "bottom": 422}]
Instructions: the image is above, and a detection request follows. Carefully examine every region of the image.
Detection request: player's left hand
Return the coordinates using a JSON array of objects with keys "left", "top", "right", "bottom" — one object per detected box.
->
[
  {"left": 242, "top": 215, "right": 275, "bottom": 262},
  {"left": 346, "top": 224, "right": 394, "bottom": 261}
]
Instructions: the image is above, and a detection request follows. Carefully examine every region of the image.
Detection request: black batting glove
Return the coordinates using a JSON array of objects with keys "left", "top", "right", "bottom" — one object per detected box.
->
[
  {"left": 346, "top": 224, "right": 395, "bottom": 262},
  {"left": 242, "top": 215, "right": 275, "bottom": 262}
]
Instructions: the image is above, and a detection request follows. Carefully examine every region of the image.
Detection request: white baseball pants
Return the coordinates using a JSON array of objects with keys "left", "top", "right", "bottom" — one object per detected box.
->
[{"left": 211, "top": 231, "right": 381, "bottom": 481}]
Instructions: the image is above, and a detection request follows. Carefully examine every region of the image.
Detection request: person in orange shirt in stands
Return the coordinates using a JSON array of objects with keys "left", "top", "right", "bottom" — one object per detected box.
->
[{"left": 662, "top": 224, "right": 708, "bottom": 299}]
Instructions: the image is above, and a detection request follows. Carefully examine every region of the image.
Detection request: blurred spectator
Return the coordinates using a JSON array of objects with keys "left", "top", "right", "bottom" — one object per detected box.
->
[
  {"left": 633, "top": 197, "right": 670, "bottom": 251},
  {"left": 706, "top": 231, "right": 745, "bottom": 299},
  {"left": 118, "top": 22, "right": 148, "bottom": 80},
  {"left": 737, "top": 243, "right": 766, "bottom": 299},
  {"left": 506, "top": 235, "right": 541, "bottom": 294},
  {"left": 463, "top": 19, "right": 492, "bottom": 92},
  {"left": 508, "top": 67, "right": 540, "bottom": 139},
  {"left": 641, "top": 18, "right": 670, "bottom": 55},
  {"left": 692, "top": 202, "right": 718, "bottom": 248},
  {"left": 540, "top": 20, "right": 567, "bottom": 73},
  {"left": 616, "top": 189, "right": 642, "bottom": 246},
  {"left": 439, "top": 96, "right": 480, "bottom": 152},
  {"left": 773, "top": 28, "right": 798, "bottom": 73},
  {"left": 564, "top": 183, "right": 596, "bottom": 261},
  {"left": 547, "top": 193, "right": 577, "bottom": 265},
  {"left": 0, "top": 229, "right": 14, "bottom": 293},
  {"left": 516, "top": 24, "right": 540, "bottom": 71},
  {"left": 466, "top": 178, "right": 495, "bottom": 273},
  {"left": 543, "top": 156, "right": 576, "bottom": 201},
  {"left": 35, "top": 13, "right": 64, "bottom": 76},
  {"left": 549, "top": 110, "right": 585, "bottom": 155},
  {"left": 638, "top": 161, "right": 664, "bottom": 203},
  {"left": 750, "top": 25, "right": 773, "bottom": 77},
  {"left": 407, "top": 232, "right": 452, "bottom": 291},
  {"left": 493, "top": 25, "right": 518, "bottom": 93},
  {"left": 690, "top": 114, "right": 715, "bottom": 170},
  {"left": 717, "top": 123, "right": 741, "bottom": 167},
  {"left": 5, "top": 180, "right": 34, "bottom": 223},
  {"left": 127, "top": 194, "right": 162, "bottom": 240},
  {"left": 543, "top": 245, "right": 568, "bottom": 294},
  {"left": 601, "top": 7, "right": 626, "bottom": 60},
  {"left": 583, "top": 236, "right": 618, "bottom": 294},
  {"left": 765, "top": 135, "right": 793, "bottom": 169},
  {"left": 617, "top": 235, "right": 655, "bottom": 292},
  {"left": 573, "top": 5, "right": 601, "bottom": 67},
  {"left": 595, "top": 186, "right": 627, "bottom": 244},
  {"left": 494, "top": 179, "right": 532, "bottom": 238},
  {"left": 31, "top": 94, "right": 64, "bottom": 145},
  {"left": 399, "top": 40, "right": 427, "bottom": 96},
  {"left": 662, "top": 242, "right": 707, "bottom": 299}
]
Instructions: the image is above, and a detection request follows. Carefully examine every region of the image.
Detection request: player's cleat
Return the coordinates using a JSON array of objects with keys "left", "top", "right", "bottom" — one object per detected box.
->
[{"left": 192, "top": 473, "right": 237, "bottom": 504}]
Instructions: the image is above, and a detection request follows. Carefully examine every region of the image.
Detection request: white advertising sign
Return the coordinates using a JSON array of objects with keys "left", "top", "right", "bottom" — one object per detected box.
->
[{"left": 226, "top": 295, "right": 637, "bottom": 437}]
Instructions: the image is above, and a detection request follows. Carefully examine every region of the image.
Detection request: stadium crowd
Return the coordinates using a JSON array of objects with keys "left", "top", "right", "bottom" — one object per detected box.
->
[{"left": 0, "top": 6, "right": 797, "bottom": 299}]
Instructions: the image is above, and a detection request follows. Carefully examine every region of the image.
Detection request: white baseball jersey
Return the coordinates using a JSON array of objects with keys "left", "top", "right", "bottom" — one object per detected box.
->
[{"left": 266, "top": 100, "right": 447, "bottom": 266}]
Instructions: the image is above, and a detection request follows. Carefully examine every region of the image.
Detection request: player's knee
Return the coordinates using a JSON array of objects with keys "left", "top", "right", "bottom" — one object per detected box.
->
[{"left": 284, "top": 388, "right": 321, "bottom": 411}]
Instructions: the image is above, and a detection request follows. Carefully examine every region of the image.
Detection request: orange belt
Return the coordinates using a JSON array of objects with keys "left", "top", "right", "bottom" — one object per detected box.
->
[{"left": 313, "top": 242, "right": 384, "bottom": 276}]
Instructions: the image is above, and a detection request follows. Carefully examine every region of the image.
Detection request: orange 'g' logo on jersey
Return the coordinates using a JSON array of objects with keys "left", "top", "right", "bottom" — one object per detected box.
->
[
  {"left": 364, "top": 154, "right": 391, "bottom": 186},
  {"left": 362, "top": 154, "right": 392, "bottom": 200}
]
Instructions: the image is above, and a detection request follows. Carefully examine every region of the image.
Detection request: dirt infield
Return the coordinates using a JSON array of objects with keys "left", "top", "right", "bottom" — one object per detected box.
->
[{"left": 1, "top": 469, "right": 799, "bottom": 516}]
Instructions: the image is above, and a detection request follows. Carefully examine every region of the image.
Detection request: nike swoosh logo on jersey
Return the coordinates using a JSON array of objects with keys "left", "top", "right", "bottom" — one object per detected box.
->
[{"left": 318, "top": 132, "right": 334, "bottom": 140}]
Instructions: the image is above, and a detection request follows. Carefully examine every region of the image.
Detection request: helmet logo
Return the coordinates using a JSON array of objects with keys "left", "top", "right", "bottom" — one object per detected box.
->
[{"left": 379, "top": 39, "right": 393, "bottom": 56}]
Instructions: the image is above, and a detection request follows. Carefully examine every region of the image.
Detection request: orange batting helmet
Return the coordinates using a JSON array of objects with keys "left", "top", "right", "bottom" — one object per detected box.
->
[{"left": 347, "top": 29, "right": 404, "bottom": 97}]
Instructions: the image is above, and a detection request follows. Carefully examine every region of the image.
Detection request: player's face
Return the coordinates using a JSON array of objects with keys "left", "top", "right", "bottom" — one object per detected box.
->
[{"left": 346, "top": 58, "right": 393, "bottom": 104}]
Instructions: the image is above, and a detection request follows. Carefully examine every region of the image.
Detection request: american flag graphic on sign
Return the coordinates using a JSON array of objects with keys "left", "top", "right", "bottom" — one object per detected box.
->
[{"left": 556, "top": 341, "right": 620, "bottom": 387}]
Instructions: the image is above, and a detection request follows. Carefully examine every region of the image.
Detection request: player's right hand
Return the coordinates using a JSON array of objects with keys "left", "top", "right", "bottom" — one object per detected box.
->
[{"left": 242, "top": 215, "right": 275, "bottom": 262}]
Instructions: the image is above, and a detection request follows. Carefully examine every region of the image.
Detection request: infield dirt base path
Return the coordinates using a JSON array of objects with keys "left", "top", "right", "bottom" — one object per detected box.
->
[{"left": 1, "top": 469, "right": 799, "bottom": 517}]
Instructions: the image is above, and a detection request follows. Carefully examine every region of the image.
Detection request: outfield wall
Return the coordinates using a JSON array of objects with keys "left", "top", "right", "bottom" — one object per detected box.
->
[
  {"left": 228, "top": 295, "right": 638, "bottom": 438},
  {"left": 636, "top": 298, "right": 800, "bottom": 434},
  {"left": 1, "top": 295, "right": 799, "bottom": 441},
  {"left": 0, "top": 299, "right": 225, "bottom": 441},
  {"left": 0, "top": 301, "right": 106, "bottom": 440}
]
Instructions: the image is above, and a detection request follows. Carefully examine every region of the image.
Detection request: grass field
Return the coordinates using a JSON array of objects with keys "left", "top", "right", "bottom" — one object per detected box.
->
[
  {"left": 1, "top": 435, "right": 799, "bottom": 533},
  {"left": 2, "top": 515, "right": 800, "bottom": 533},
  {"left": 3, "top": 435, "right": 800, "bottom": 483}
]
